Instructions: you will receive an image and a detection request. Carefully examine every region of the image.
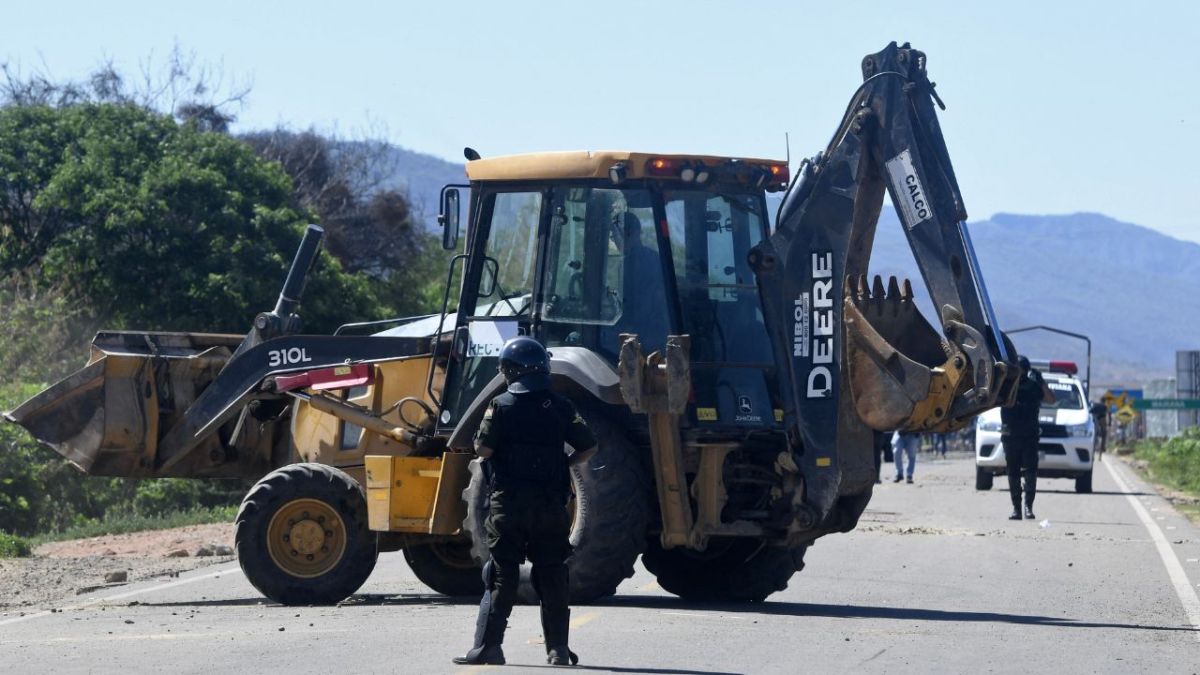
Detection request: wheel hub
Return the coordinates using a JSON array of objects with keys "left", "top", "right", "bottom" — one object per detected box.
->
[
  {"left": 266, "top": 498, "right": 347, "bottom": 578},
  {"left": 289, "top": 520, "right": 326, "bottom": 556}
]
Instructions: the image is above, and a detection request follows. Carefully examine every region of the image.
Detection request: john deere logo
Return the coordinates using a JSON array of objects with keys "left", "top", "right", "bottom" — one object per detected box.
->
[{"left": 738, "top": 396, "right": 753, "bottom": 414}]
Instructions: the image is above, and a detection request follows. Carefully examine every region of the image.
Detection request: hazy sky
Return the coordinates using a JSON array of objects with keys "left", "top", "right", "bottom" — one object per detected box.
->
[{"left": 2, "top": 1, "right": 1197, "bottom": 242}]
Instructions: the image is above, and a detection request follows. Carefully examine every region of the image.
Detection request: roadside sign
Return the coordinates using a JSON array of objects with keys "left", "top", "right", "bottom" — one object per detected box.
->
[
  {"left": 1103, "top": 392, "right": 1129, "bottom": 408},
  {"left": 1131, "top": 398, "right": 1200, "bottom": 411},
  {"left": 1102, "top": 389, "right": 1142, "bottom": 413},
  {"left": 1114, "top": 406, "right": 1137, "bottom": 424}
]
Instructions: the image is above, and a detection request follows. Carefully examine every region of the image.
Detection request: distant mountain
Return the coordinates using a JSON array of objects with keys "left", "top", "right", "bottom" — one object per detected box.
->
[
  {"left": 378, "top": 145, "right": 466, "bottom": 229},
  {"left": 384, "top": 148, "right": 1195, "bottom": 388},
  {"left": 865, "top": 210, "right": 1199, "bottom": 388}
]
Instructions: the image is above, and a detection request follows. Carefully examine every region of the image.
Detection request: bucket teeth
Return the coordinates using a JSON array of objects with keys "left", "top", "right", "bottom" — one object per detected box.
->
[
  {"left": 886, "top": 276, "right": 901, "bottom": 300},
  {"left": 848, "top": 275, "right": 921, "bottom": 318}
]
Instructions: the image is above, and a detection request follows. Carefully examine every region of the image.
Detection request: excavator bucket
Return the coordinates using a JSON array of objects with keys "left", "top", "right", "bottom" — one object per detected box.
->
[
  {"left": 844, "top": 274, "right": 967, "bottom": 432},
  {"left": 3, "top": 331, "right": 257, "bottom": 477}
]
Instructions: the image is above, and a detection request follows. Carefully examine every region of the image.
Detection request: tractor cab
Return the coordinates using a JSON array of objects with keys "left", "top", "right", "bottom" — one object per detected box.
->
[{"left": 432, "top": 151, "right": 790, "bottom": 440}]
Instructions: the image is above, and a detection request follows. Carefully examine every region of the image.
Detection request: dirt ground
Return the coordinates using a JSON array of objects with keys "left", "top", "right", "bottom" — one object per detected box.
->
[{"left": 0, "top": 523, "right": 236, "bottom": 611}]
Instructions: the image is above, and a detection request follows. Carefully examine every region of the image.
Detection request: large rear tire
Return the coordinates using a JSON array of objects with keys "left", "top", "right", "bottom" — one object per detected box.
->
[
  {"left": 403, "top": 541, "right": 484, "bottom": 596},
  {"left": 642, "top": 538, "right": 808, "bottom": 603},
  {"left": 235, "top": 463, "right": 378, "bottom": 606},
  {"left": 462, "top": 403, "right": 651, "bottom": 603}
]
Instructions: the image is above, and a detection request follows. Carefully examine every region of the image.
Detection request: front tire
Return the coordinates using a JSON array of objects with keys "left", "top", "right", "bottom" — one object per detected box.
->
[
  {"left": 642, "top": 538, "right": 808, "bottom": 603},
  {"left": 1075, "top": 469, "right": 1093, "bottom": 494},
  {"left": 462, "top": 403, "right": 651, "bottom": 603},
  {"left": 235, "top": 463, "right": 378, "bottom": 606},
  {"left": 975, "top": 467, "right": 994, "bottom": 490},
  {"left": 403, "top": 541, "right": 484, "bottom": 596}
]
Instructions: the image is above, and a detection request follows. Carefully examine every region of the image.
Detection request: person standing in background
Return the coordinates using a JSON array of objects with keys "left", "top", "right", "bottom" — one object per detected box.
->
[
  {"left": 1002, "top": 355, "right": 1055, "bottom": 520},
  {"left": 892, "top": 431, "right": 920, "bottom": 483}
]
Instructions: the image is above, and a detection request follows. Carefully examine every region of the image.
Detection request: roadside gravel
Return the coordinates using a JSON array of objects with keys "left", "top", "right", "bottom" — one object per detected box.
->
[{"left": 0, "top": 523, "right": 235, "bottom": 611}]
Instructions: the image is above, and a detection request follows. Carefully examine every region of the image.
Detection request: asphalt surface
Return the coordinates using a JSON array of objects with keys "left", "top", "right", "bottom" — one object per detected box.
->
[{"left": 3, "top": 452, "right": 1199, "bottom": 674}]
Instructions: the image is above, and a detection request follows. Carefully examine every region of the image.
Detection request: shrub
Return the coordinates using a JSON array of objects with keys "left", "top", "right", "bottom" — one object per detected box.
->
[
  {"left": 0, "top": 531, "right": 32, "bottom": 557},
  {"left": 1135, "top": 427, "right": 1200, "bottom": 494}
]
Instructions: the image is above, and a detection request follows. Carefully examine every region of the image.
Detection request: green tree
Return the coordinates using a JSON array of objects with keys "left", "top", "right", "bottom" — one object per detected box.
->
[
  {"left": 0, "top": 103, "right": 384, "bottom": 334},
  {"left": 241, "top": 129, "right": 446, "bottom": 319}
]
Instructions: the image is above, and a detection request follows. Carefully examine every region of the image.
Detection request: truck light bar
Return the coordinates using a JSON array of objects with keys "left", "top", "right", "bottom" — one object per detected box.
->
[{"left": 1029, "top": 359, "right": 1078, "bottom": 375}]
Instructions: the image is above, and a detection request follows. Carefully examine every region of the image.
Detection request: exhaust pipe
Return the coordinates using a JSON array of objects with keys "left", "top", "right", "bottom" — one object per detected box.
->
[{"left": 230, "top": 224, "right": 325, "bottom": 362}]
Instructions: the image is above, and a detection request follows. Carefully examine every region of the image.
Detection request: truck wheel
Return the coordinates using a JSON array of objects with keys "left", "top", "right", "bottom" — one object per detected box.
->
[
  {"left": 235, "top": 463, "right": 378, "bottom": 606},
  {"left": 403, "top": 541, "right": 484, "bottom": 596},
  {"left": 462, "top": 403, "right": 650, "bottom": 604},
  {"left": 642, "top": 538, "right": 808, "bottom": 603},
  {"left": 975, "top": 467, "right": 994, "bottom": 490},
  {"left": 1075, "top": 469, "right": 1093, "bottom": 494}
]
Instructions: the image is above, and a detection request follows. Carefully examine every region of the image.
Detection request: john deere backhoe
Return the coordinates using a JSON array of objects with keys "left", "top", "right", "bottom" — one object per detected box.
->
[{"left": 5, "top": 42, "right": 1017, "bottom": 605}]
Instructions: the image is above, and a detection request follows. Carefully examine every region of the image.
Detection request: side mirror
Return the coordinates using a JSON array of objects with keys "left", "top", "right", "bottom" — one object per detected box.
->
[{"left": 440, "top": 188, "right": 461, "bottom": 250}]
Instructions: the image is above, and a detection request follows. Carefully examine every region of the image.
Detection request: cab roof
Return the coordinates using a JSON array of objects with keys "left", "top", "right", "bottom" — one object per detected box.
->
[{"left": 464, "top": 150, "right": 788, "bottom": 189}]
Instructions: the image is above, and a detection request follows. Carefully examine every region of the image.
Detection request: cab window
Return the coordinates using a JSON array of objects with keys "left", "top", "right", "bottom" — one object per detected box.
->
[
  {"left": 474, "top": 191, "right": 542, "bottom": 317},
  {"left": 540, "top": 187, "right": 668, "bottom": 359}
]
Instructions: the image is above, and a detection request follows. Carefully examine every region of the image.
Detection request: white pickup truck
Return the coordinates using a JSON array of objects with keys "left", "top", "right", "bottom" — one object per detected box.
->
[{"left": 974, "top": 361, "right": 1096, "bottom": 493}]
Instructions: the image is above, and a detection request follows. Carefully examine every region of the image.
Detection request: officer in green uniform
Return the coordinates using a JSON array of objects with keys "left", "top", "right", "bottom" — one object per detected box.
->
[
  {"left": 453, "top": 336, "right": 597, "bottom": 666},
  {"left": 1001, "top": 355, "right": 1055, "bottom": 520}
]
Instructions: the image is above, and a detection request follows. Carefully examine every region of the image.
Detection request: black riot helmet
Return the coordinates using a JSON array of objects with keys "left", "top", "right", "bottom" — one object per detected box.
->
[
  {"left": 499, "top": 336, "right": 551, "bottom": 393},
  {"left": 1017, "top": 355, "right": 1031, "bottom": 372}
]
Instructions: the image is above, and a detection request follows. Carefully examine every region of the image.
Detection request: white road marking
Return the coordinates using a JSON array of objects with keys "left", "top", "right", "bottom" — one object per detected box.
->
[
  {"left": 1105, "top": 459, "right": 1200, "bottom": 642},
  {"left": 2, "top": 628, "right": 351, "bottom": 645},
  {"left": 659, "top": 611, "right": 744, "bottom": 620},
  {"left": 0, "top": 564, "right": 236, "bottom": 628}
]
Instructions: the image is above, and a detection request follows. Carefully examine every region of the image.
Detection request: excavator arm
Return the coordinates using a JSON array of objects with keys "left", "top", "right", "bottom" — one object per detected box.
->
[{"left": 749, "top": 42, "right": 1019, "bottom": 530}]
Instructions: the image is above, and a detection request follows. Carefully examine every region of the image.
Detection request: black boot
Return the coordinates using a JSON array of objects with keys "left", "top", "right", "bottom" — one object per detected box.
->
[
  {"left": 548, "top": 646, "right": 579, "bottom": 666},
  {"left": 453, "top": 601, "right": 507, "bottom": 665},
  {"left": 453, "top": 561, "right": 508, "bottom": 665},
  {"left": 541, "top": 601, "right": 577, "bottom": 665},
  {"left": 453, "top": 645, "right": 505, "bottom": 666},
  {"left": 1009, "top": 509, "right": 1022, "bottom": 520},
  {"left": 1024, "top": 505, "right": 1035, "bottom": 520},
  {"left": 535, "top": 565, "right": 577, "bottom": 666}
]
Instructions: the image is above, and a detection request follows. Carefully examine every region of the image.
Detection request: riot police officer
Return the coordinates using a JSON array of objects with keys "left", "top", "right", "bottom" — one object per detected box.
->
[
  {"left": 453, "top": 336, "right": 597, "bottom": 666},
  {"left": 1001, "top": 355, "right": 1055, "bottom": 520}
]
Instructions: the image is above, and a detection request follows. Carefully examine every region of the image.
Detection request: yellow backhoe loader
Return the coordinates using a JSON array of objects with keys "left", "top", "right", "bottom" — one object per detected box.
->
[{"left": 6, "top": 42, "right": 1018, "bottom": 605}]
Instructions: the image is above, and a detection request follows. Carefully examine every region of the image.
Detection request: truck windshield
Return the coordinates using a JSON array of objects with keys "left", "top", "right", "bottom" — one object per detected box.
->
[
  {"left": 1044, "top": 380, "right": 1085, "bottom": 410},
  {"left": 663, "top": 190, "right": 771, "bottom": 366}
]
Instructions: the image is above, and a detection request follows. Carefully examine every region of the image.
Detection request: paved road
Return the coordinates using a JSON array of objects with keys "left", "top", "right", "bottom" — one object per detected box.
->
[{"left": 3, "top": 453, "right": 1199, "bottom": 674}]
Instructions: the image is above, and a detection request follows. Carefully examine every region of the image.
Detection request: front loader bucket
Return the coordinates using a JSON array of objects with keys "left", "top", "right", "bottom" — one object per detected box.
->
[{"left": 2, "top": 331, "right": 269, "bottom": 478}]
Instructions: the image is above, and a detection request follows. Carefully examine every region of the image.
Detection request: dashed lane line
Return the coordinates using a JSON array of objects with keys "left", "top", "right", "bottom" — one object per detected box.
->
[{"left": 1105, "top": 459, "right": 1200, "bottom": 642}]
